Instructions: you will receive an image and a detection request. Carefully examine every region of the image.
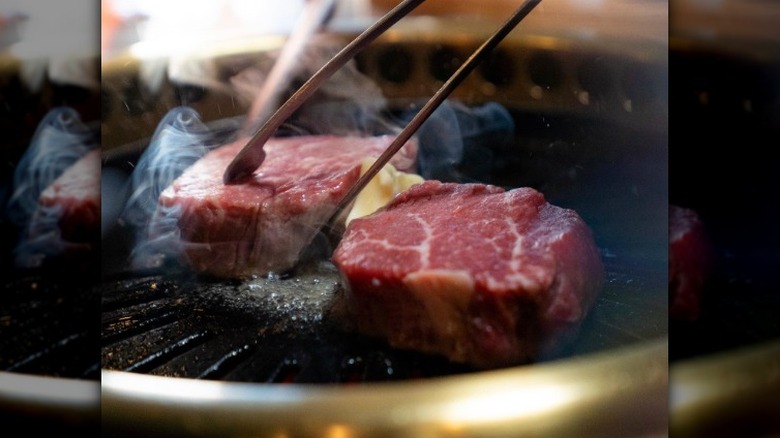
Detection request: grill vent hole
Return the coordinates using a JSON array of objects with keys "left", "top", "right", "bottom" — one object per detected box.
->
[
  {"left": 577, "top": 56, "right": 614, "bottom": 100},
  {"left": 480, "top": 48, "right": 515, "bottom": 87},
  {"left": 429, "top": 45, "right": 463, "bottom": 82},
  {"left": 174, "top": 83, "right": 208, "bottom": 105},
  {"left": 270, "top": 356, "right": 304, "bottom": 383},
  {"left": 528, "top": 52, "right": 563, "bottom": 90},
  {"left": 377, "top": 45, "right": 414, "bottom": 83}
]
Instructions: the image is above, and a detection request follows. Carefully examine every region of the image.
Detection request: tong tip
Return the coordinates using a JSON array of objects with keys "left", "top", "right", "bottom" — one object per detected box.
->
[{"left": 223, "top": 144, "right": 266, "bottom": 185}]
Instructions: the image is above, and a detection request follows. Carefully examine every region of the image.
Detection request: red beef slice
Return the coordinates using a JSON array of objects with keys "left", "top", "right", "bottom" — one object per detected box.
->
[
  {"left": 669, "top": 205, "right": 715, "bottom": 321},
  {"left": 332, "top": 181, "right": 604, "bottom": 368},
  {"left": 17, "top": 148, "right": 101, "bottom": 270},
  {"left": 153, "top": 135, "right": 416, "bottom": 279}
]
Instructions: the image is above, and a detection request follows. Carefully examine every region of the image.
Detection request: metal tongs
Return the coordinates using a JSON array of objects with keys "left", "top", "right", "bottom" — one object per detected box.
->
[
  {"left": 239, "top": 0, "right": 337, "bottom": 138},
  {"left": 224, "top": 0, "right": 543, "bottom": 226}
]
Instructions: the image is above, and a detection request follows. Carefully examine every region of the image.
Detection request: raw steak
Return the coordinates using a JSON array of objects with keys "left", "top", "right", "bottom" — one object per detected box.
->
[
  {"left": 332, "top": 181, "right": 604, "bottom": 368},
  {"left": 669, "top": 205, "right": 715, "bottom": 321},
  {"left": 152, "top": 135, "right": 417, "bottom": 279},
  {"left": 15, "top": 148, "right": 101, "bottom": 270}
]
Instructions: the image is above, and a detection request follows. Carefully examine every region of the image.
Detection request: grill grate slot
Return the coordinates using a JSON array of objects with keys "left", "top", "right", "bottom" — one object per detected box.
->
[
  {"left": 268, "top": 354, "right": 307, "bottom": 384},
  {"left": 339, "top": 356, "right": 365, "bottom": 383},
  {"left": 101, "top": 276, "right": 181, "bottom": 312},
  {"left": 81, "top": 362, "right": 101, "bottom": 379},
  {"left": 282, "top": 347, "right": 344, "bottom": 384},
  {"left": 196, "top": 344, "right": 257, "bottom": 380},
  {"left": 2, "top": 322, "right": 81, "bottom": 366},
  {"left": 102, "top": 309, "right": 181, "bottom": 347},
  {"left": 150, "top": 335, "right": 259, "bottom": 378},
  {"left": 219, "top": 346, "right": 293, "bottom": 383},
  {"left": 1, "top": 273, "right": 100, "bottom": 379},
  {"left": 6, "top": 331, "right": 98, "bottom": 377},
  {"left": 125, "top": 330, "right": 213, "bottom": 373}
]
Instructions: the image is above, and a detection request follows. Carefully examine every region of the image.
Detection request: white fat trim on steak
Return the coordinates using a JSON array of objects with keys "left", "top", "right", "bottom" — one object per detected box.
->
[{"left": 403, "top": 269, "right": 475, "bottom": 345}]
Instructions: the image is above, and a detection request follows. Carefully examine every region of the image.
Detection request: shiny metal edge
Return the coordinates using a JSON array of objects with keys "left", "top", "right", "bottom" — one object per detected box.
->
[
  {"left": 670, "top": 339, "right": 780, "bottom": 437},
  {"left": 102, "top": 337, "right": 668, "bottom": 438},
  {"left": 0, "top": 372, "right": 100, "bottom": 419}
]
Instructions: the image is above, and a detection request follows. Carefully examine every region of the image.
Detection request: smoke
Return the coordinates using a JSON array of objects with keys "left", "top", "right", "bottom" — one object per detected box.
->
[
  {"left": 230, "top": 36, "right": 390, "bottom": 138},
  {"left": 120, "top": 40, "right": 516, "bottom": 276},
  {"left": 400, "top": 100, "right": 515, "bottom": 183},
  {"left": 4, "top": 107, "right": 99, "bottom": 270},
  {"left": 129, "top": 202, "right": 186, "bottom": 271},
  {"left": 121, "top": 106, "right": 217, "bottom": 270},
  {"left": 122, "top": 106, "right": 213, "bottom": 228},
  {"left": 13, "top": 203, "right": 93, "bottom": 269},
  {"left": 5, "top": 106, "right": 97, "bottom": 227},
  {"left": 230, "top": 36, "right": 514, "bottom": 182}
]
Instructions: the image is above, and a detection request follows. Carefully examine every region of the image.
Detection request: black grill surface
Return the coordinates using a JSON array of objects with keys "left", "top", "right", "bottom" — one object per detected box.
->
[
  {"left": 101, "top": 262, "right": 475, "bottom": 383},
  {"left": 0, "top": 270, "right": 100, "bottom": 379},
  {"left": 100, "top": 110, "right": 669, "bottom": 384},
  {"left": 669, "top": 46, "right": 780, "bottom": 362},
  {"left": 100, "top": 251, "right": 666, "bottom": 384}
]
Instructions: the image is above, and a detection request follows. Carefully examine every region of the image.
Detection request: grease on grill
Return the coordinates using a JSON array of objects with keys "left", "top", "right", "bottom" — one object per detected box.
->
[
  {"left": 1, "top": 273, "right": 100, "bottom": 379},
  {"left": 101, "top": 261, "right": 473, "bottom": 383},
  {"left": 198, "top": 260, "right": 345, "bottom": 336}
]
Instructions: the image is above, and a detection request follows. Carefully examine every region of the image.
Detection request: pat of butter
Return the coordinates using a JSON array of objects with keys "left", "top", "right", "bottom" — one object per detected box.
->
[{"left": 346, "top": 158, "right": 424, "bottom": 226}]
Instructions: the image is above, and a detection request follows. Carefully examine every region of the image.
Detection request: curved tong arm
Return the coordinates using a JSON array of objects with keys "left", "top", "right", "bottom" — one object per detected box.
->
[
  {"left": 223, "top": 0, "right": 428, "bottom": 184},
  {"left": 322, "top": 0, "right": 543, "bottom": 233},
  {"left": 240, "top": 0, "right": 337, "bottom": 138}
]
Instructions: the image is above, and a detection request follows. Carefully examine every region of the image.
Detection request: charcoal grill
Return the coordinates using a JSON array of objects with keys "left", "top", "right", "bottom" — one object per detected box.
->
[
  {"left": 98, "top": 2, "right": 670, "bottom": 436},
  {"left": 93, "top": 0, "right": 668, "bottom": 437}
]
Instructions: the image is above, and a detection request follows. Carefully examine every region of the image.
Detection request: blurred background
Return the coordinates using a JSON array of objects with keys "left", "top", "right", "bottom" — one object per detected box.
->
[
  {"left": 0, "top": 0, "right": 778, "bottom": 436},
  {"left": 669, "top": 1, "right": 780, "bottom": 437},
  {"left": 1, "top": 0, "right": 100, "bottom": 435},
  {"left": 98, "top": 2, "right": 671, "bottom": 437},
  {"left": 98, "top": 0, "right": 668, "bottom": 148}
]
